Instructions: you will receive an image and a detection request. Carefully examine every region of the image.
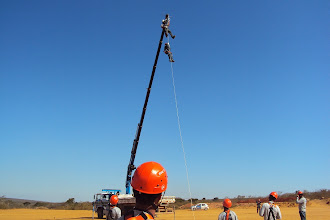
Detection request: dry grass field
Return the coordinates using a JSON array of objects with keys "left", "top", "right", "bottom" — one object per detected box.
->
[
  {"left": 156, "top": 205, "right": 330, "bottom": 220},
  {"left": 0, "top": 200, "right": 329, "bottom": 220}
]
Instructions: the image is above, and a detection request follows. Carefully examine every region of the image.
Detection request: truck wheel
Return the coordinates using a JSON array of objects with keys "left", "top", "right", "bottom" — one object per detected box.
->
[{"left": 97, "top": 208, "right": 103, "bottom": 219}]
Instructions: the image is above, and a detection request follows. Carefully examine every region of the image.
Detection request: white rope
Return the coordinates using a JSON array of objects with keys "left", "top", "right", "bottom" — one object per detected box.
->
[{"left": 168, "top": 37, "right": 196, "bottom": 220}]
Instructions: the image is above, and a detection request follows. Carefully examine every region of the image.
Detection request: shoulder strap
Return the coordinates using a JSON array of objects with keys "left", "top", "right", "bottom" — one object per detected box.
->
[
  {"left": 126, "top": 211, "right": 153, "bottom": 220},
  {"left": 225, "top": 210, "right": 230, "bottom": 220},
  {"left": 267, "top": 203, "right": 276, "bottom": 220},
  {"left": 124, "top": 210, "right": 134, "bottom": 220}
]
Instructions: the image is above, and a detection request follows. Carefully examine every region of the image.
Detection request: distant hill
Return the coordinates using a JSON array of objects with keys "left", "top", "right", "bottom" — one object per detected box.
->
[
  {"left": 4, "top": 198, "right": 46, "bottom": 204},
  {"left": 0, "top": 196, "right": 91, "bottom": 210}
]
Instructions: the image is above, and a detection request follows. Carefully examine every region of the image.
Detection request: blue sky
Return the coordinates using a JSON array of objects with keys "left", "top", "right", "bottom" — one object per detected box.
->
[{"left": 1, "top": 1, "right": 329, "bottom": 202}]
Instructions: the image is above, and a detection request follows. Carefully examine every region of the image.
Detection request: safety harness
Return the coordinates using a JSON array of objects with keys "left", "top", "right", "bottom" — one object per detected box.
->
[
  {"left": 267, "top": 202, "right": 276, "bottom": 220},
  {"left": 225, "top": 209, "right": 231, "bottom": 220},
  {"left": 124, "top": 210, "right": 154, "bottom": 220}
]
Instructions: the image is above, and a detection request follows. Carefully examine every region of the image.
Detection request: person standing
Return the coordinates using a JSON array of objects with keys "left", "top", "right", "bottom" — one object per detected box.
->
[
  {"left": 259, "top": 192, "right": 282, "bottom": 220},
  {"left": 118, "top": 161, "right": 168, "bottom": 220},
  {"left": 218, "top": 198, "right": 238, "bottom": 220},
  {"left": 256, "top": 199, "right": 261, "bottom": 213},
  {"left": 107, "top": 195, "right": 121, "bottom": 220},
  {"left": 296, "top": 191, "right": 307, "bottom": 220}
]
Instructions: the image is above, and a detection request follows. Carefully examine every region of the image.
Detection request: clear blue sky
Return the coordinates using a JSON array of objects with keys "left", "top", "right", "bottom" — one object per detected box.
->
[{"left": 1, "top": 1, "right": 329, "bottom": 202}]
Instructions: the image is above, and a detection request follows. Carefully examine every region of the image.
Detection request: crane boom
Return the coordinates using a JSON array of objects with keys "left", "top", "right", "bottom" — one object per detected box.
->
[{"left": 125, "top": 14, "right": 169, "bottom": 194}]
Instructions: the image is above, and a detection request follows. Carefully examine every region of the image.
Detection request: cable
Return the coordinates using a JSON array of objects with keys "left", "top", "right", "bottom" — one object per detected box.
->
[{"left": 168, "top": 37, "right": 196, "bottom": 220}]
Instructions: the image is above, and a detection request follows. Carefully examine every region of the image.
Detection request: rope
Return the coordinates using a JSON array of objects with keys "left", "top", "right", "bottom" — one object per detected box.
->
[{"left": 168, "top": 37, "right": 196, "bottom": 220}]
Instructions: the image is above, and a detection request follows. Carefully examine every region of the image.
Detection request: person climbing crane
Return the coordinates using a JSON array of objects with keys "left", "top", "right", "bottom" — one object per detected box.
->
[
  {"left": 161, "top": 16, "right": 175, "bottom": 39},
  {"left": 164, "top": 43, "right": 175, "bottom": 62}
]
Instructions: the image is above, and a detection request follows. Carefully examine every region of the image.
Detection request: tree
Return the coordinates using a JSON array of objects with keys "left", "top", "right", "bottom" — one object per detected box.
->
[
  {"left": 23, "top": 202, "right": 31, "bottom": 207},
  {"left": 175, "top": 198, "right": 185, "bottom": 202},
  {"left": 191, "top": 198, "right": 198, "bottom": 203},
  {"left": 65, "top": 198, "right": 75, "bottom": 204}
]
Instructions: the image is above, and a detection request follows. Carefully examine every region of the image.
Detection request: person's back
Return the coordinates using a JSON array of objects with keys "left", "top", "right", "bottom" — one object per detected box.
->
[
  {"left": 107, "top": 195, "right": 121, "bottom": 220},
  {"left": 259, "top": 192, "right": 281, "bottom": 220},
  {"left": 111, "top": 206, "right": 121, "bottom": 220},
  {"left": 259, "top": 201, "right": 281, "bottom": 220},
  {"left": 119, "top": 210, "right": 153, "bottom": 220},
  {"left": 218, "top": 210, "right": 238, "bottom": 220},
  {"left": 218, "top": 199, "right": 238, "bottom": 220}
]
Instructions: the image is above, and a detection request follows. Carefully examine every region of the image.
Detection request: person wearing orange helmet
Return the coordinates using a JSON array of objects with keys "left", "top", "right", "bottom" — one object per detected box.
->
[
  {"left": 259, "top": 192, "right": 282, "bottom": 220},
  {"left": 296, "top": 191, "right": 306, "bottom": 220},
  {"left": 218, "top": 198, "right": 238, "bottom": 220},
  {"left": 107, "top": 195, "right": 121, "bottom": 220},
  {"left": 118, "top": 161, "right": 168, "bottom": 220}
]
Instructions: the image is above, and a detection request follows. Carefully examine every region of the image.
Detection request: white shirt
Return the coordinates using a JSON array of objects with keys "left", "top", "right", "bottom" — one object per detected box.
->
[
  {"left": 259, "top": 201, "right": 281, "bottom": 220},
  {"left": 111, "top": 206, "right": 121, "bottom": 220},
  {"left": 218, "top": 210, "right": 238, "bottom": 220},
  {"left": 296, "top": 197, "right": 307, "bottom": 212}
]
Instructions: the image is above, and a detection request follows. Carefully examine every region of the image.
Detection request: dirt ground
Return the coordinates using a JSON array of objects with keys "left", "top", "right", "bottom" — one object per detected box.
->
[
  {"left": 0, "top": 201, "right": 329, "bottom": 220},
  {"left": 156, "top": 206, "right": 330, "bottom": 220}
]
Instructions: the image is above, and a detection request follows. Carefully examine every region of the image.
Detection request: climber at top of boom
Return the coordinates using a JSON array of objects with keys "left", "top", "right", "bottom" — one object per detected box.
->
[{"left": 161, "top": 16, "right": 175, "bottom": 39}]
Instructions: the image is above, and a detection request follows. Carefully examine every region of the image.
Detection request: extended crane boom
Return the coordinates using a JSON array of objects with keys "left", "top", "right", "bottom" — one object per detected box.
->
[{"left": 125, "top": 14, "right": 169, "bottom": 194}]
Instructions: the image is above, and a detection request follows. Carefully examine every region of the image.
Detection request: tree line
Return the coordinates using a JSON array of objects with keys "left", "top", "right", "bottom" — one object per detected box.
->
[{"left": 1, "top": 189, "right": 329, "bottom": 210}]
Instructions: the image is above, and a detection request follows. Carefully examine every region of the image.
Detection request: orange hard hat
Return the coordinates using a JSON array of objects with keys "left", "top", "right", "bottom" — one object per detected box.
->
[
  {"left": 110, "top": 195, "right": 118, "bottom": 205},
  {"left": 269, "top": 192, "right": 278, "bottom": 199},
  {"left": 223, "top": 198, "right": 232, "bottom": 208},
  {"left": 298, "top": 191, "right": 303, "bottom": 195},
  {"left": 131, "top": 161, "right": 168, "bottom": 194}
]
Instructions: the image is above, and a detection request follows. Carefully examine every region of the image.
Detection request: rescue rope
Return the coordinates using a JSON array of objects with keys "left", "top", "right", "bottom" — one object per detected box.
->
[{"left": 168, "top": 37, "right": 196, "bottom": 220}]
